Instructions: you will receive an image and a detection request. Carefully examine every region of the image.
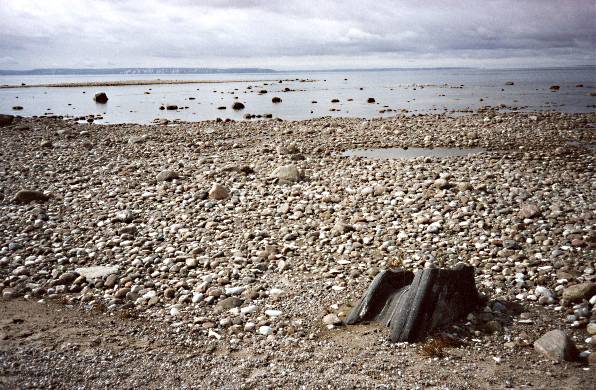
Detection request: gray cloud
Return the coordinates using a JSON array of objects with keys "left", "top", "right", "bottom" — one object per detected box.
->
[{"left": 0, "top": 0, "right": 594, "bottom": 69}]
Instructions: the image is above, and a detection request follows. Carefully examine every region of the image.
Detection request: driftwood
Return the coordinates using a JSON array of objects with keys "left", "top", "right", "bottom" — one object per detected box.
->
[{"left": 346, "top": 264, "right": 480, "bottom": 342}]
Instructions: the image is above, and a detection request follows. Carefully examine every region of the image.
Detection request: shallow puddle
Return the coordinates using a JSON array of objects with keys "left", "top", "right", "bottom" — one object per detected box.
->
[
  {"left": 340, "top": 147, "right": 486, "bottom": 159},
  {"left": 566, "top": 141, "right": 596, "bottom": 150}
]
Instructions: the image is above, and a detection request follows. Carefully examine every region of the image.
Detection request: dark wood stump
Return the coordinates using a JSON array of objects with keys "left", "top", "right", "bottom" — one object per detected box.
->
[{"left": 346, "top": 264, "right": 480, "bottom": 342}]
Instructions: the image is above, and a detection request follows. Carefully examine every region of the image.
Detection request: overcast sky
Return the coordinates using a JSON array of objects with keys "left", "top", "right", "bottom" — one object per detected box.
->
[{"left": 0, "top": 0, "right": 594, "bottom": 70}]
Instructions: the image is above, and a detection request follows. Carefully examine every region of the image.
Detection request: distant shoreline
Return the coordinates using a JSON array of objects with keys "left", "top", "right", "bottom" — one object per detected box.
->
[{"left": 0, "top": 79, "right": 289, "bottom": 89}]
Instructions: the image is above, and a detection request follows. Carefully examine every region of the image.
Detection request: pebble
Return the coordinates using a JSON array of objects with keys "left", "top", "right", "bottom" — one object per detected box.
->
[
  {"left": 265, "top": 309, "right": 282, "bottom": 318},
  {"left": 322, "top": 313, "right": 342, "bottom": 326},
  {"left": 156, "top": 170, "right": 179, "bottom": 182},
  {"left": 208, "top": 183, "right": 230, "bottom": 200},
  {"left": 258, "top": 326, "right": 273, "bottom": 336},
  {"left": 1, "top": 112, "right": 595, "bottom": 379},
  {"left": 271, "top": 164, "right": 303, "bottom": 183}
]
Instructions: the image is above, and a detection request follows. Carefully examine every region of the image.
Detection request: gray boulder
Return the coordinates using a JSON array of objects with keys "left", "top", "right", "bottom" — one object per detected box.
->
[{"left": 534, "top": 330, "right": 579, "bottom": 362}]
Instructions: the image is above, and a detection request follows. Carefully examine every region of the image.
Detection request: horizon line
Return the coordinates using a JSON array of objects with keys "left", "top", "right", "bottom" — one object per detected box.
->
[{"left": 0, "top": 64, "right": 594, "bottom": 75}]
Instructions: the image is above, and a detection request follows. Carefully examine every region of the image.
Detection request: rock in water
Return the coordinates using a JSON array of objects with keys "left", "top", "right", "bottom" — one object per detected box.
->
[
  {"left": 533, "top": 330, "right": 579, "bottom": 362},
  {"left": 94, "top": 92, "right": 108, "bottom": 103},
  {"left": 272, "top": 97, "right": 282, "bottom": 103},
  {"left": 346, "top": 264, "right": 480, "bottom": 342},
  {"left": 367, "top": 98, "right": 376, "bottom": 103},
  {"left": 232, "top": 102, "right": 245, "bottom": 110},
  {"left": 208, "top": 183, "right": 230, "bottom": 200},
  {"left": 0, "top": 114, "right": 14, "bottom": 127},
  {"left": 13, "top": 190, "right": 50, "bottom": 204},
  {"left": 156, "top": 170, "right": 179, "bottom": 182},
  {"left": 271, "top": 164, "right": 304, "bottom": 183}
]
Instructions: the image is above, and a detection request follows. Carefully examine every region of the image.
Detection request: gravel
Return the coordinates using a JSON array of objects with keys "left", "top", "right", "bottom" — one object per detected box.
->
[{"left": 0, "top": 110, "right": 594, "bottom": 388}]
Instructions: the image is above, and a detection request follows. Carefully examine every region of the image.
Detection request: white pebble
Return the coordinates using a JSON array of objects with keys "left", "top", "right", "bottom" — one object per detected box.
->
[{"left": 258, "top": 325, "right": 273, "bottom": 335}]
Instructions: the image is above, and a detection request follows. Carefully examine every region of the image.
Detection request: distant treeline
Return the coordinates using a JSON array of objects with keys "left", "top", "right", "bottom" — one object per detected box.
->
[
  {"left": 0, "top": 67, "right": 277, "bottom": 76},
  {"left": 1, "top": 65, "right": 593, "bottom": 76}
]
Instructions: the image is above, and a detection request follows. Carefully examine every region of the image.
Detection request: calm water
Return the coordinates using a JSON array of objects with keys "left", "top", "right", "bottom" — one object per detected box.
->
[{"left": 0, "top": 68, "right": 594, "bottom": 124}]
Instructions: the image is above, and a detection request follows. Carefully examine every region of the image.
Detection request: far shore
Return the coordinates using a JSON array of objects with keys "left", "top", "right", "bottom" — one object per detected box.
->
[{"left": 0, "top": 78, "right": 291, "bottom": 89}]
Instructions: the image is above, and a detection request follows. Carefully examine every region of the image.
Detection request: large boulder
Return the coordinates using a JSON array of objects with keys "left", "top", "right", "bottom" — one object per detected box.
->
[
  {"left": 94, "top": 92, "right": 108, "bottom": 103},
  {"left": 232, "top": 102, "right": 245, "bottom": 110},
  {"left": 0, "top": 114, "right": 14, "bottom": 127},
  {"left": 534, "top": 330, "right": 579, "bottom": 362}
]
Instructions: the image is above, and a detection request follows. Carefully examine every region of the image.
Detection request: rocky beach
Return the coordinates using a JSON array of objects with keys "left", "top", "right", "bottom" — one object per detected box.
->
[{"left": 0, "top": 110, "right": 595, "bottom": 388}]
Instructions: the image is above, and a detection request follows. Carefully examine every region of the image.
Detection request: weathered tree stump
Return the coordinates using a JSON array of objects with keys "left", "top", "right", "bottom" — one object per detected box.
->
[{"left": 346, "top": 264, "right": 480, "bottom": 342}]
